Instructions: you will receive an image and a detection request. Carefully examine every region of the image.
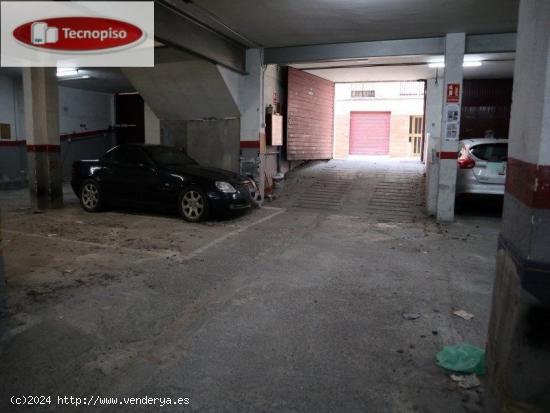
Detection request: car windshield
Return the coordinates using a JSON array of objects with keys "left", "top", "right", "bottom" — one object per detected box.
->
[{"left": 144, "top": 146, "right": 197, "bottom": 166}]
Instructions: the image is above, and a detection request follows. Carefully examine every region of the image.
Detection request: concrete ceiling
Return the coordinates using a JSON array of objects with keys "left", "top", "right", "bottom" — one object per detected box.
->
[
  {"left": 179, "top": 0, "right": 519, "bottom": 48},
  {"left": 0, "top": 67, "right": 134, "bottom": 94},
  {"left": 123, "top": 55, "right": 241, "bottom": 120},
  {"left": 58, "top": 68, "right": 135, "bottom": 93},
  {"left": 290, "top": 53, "right": 515, "bottom": 82},
  {"left": 0, "top": 47, "right": 194, "bottom": 95}
]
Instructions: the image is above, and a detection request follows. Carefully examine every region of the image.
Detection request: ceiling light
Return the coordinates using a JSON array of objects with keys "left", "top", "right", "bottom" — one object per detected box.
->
[
  {"left": 462, "top": 61, "right": 483, "bottom": 67},
  {"left": 58, "top": 75, "right": 91, "bottom": 81},
  {"left": 427, "top": 61, "right": 483, "bottom": 68},
  {"left": 57, "top": 68, "right": 79, "bottom": 77}
]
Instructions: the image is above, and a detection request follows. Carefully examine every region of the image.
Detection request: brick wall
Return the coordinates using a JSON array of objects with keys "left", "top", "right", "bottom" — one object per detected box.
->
[{"left": 287, "top": 68, "right": 334, "bottom": 160}]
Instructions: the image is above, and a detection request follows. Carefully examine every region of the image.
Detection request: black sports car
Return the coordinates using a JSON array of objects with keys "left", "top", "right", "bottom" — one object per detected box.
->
[{"left": 71, "top": 144, "right": 258, "bottom": 222}]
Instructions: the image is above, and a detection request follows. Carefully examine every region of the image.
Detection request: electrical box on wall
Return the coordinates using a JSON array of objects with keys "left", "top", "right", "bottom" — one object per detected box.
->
[
  {"left": 266, "top": 113, "right": 283, "bottom": 146},
  {"left": 0, "top": 123, "right": 11, "bottom": 139}
]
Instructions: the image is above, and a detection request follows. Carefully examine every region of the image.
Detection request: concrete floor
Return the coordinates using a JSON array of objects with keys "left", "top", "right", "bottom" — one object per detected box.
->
[{"left": 0, "top": 157, "right": 501, "bottom": 412}]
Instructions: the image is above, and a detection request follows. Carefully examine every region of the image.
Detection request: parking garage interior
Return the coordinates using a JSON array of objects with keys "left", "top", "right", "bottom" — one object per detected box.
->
[{"left": 1, "top": 0, "right": 550, "bottom": 412}]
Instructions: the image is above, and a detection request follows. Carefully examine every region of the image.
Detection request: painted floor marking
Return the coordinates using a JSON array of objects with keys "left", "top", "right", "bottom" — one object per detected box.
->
[
  {"left": 181, "top": 208, "right": 286, "bottom": 260},
  {"left": 4, "top": 207, "right": 286, "bottom": 262}
]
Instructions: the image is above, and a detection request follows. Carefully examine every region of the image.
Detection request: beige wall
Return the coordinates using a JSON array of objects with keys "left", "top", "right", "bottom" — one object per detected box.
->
[
  {"left": 334, "top": 112, "right": 350, "bottom": 158},
  {"left": 389, "top": 115, "right": 412, "bottom": 157},
  {"left": 334, "top": 89, "right": 424, "bottom": 158}
]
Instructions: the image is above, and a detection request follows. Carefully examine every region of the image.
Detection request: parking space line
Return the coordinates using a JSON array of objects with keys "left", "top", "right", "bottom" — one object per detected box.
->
[
  {"left": 4, "top": 207, "right": 287, "bottom": 262},
  {"left": 181, "top": 207, "right": 286, "bottom": 260}
]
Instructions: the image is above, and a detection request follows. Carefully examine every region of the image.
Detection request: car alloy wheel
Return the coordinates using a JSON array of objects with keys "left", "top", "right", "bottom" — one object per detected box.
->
[
  {"left": 182, "top": 190, "right": 205, "bottom": 220},
  {"left": 81, "top": 182, "right": 100, "bottom": 210}
]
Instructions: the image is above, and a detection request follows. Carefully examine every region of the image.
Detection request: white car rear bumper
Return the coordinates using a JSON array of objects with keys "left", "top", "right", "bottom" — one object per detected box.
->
[{"left": 456, "top": 170, "right": 505, "bottom": 196}]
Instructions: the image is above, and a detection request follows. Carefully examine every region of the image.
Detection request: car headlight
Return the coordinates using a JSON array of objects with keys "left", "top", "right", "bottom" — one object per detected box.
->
[{"left": 215, "top": 181, "right": 237, "bottom": 193}]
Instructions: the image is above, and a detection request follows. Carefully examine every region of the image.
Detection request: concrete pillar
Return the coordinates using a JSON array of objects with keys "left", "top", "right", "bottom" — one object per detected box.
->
[
  {"left": 486, "top": 1, "right": 550, "bottom": 412},
  {"left": 238, "top": 48, "right": 264, "bottom": 200},
  {"left": 425, "top": 135, "right": 440, "bottom": 215},
  {"left": 424, "top": 77, "right": 444, "bottom": 216},
  {"left": 436, "top": 33, "right": 464, "bottom": 222},
  {"left": 239, "top": 49, "right": 262, "bottom": 145},
  {"left": 144, "top": 103, "right": 161, "bottom": 145},
  {"left": 22, "top": 68, "right": 63, "bottom": 210},
  {"left": 0, "top": 210, "right": 5, "bottom": 308}
]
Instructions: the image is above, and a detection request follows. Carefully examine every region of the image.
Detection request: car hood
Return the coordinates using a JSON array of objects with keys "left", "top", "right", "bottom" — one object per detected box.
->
[{"left": 165, "top": 164, "right": 246, "bottom": 183}]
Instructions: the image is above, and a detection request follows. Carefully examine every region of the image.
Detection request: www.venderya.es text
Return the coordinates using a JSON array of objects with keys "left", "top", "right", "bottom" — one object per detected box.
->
[{"left": 11, "top": 395, "right": 190, "bottom": 407}]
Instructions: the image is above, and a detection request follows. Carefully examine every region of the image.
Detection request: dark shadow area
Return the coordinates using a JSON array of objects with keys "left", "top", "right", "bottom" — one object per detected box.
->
[
  {"left": 455, "top": 194, "right": 504, "bottom": 218},
  {"left": 525, "top": 306, "right": 550, "bottom": 349}
]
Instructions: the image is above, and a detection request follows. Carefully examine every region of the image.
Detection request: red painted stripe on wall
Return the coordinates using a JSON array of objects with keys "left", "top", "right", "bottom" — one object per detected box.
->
[
  {"left": 437, "top": 151, "right": 458, "bottom": 159},
  {"left": 0, "top": 129, "right": 112, "bottom": 147},
  {"left": 60, "top": 129, "right": 111, "bottom": 141},
  {"left": 506, "top": 157, "right": 550, "bottom": 209},
  {"left": 27, "top": 144, "right": 61, "bottom": 153},
  {"left": 0, "top": 140, "right": 26, "bottom": 147},
  {"left": 240, "top": 141, "right": 260, "bottom": 148}
]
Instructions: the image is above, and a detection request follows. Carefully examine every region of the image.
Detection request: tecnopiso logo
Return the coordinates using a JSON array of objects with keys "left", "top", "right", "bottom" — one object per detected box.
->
[
  {"left": 1, "top": 1, "right": 154, "bottom": 67},
  {"left": 14, "top": 17, "right": 145, "bottom": 51}
]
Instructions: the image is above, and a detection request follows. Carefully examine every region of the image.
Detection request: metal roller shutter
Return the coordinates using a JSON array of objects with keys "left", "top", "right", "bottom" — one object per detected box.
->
[
  {"left": 287, "top": 68, "right": 335, "bottom": 160},
  {"left": 349, "top": 112, "right": 391, "bottom": 155}
]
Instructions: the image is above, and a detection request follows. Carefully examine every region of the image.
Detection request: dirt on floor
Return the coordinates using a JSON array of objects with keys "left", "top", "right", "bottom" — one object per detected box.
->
[{"left": 0, "top": 158, "right": 501, "bottom": 412}]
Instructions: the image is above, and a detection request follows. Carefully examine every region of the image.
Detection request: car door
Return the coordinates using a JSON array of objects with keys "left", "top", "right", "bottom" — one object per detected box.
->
[
  {"left": 470, "top": 143, "right": 508, "bottom": 185},
  {"left": 102, "top": 145, "right": 156, "bottom": 205},
  {"left": 139, "top": 146, "right": 194, "bottom": 209}
]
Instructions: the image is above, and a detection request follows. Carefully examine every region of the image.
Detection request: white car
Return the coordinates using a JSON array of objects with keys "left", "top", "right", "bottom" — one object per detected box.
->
[{"left": 456, "top": 138, "right": 508, "bottom": 197}]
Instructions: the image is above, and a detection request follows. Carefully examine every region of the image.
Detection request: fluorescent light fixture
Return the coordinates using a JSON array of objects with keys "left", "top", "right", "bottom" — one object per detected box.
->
[
  {"left": 462, "top": 61, "right": 483, "bottom": 67},
  {"left": 57, "top": 67, "right": 90, "bottom": 80},
  {"left": 58, "top": 75, "right": 91, "bottom": 81},
  {"left": 57, "top": 67, "right": 79, "bottom": 77},
  {"left": 428, "top": 61, "right": 483, "bottom": 68}
]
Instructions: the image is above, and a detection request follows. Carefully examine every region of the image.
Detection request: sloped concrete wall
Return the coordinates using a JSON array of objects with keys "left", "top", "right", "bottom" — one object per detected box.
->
[
  {"left": 123, "top": 50, "right": 240, "bottom": 121},
  {"left": 124, "top": 49, "right": 243, "bottom": 173}
]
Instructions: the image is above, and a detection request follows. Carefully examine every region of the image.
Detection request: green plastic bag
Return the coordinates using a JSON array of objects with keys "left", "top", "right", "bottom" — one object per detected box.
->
[{"left": 436, "top": 343, "right": 486, "bottom": 376}]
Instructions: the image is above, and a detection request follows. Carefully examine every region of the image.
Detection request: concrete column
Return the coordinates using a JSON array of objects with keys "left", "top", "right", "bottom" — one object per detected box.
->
[
  {"left": 238, "top": 48, "right": 264, "bottom": 200},
  {"left": 424, "top": 77, "right": 444, "bottom": 216},
  {"left": 22, "top": 68, "right": 63, "bottom": 210},
  {"left": 436, "top": 33, "right": 464, "bottom": 222},
  {"left": 144, "top": 103, "right": 161, "bottom": 145},
  {"left": 425, "top": 135, "right": 440, "bottom": 215},
  {"left": 486, "top": 1, "right": 550, "bottom": 412},
  {"left": 0, "top": 210, "right": 5, "bottom": 308}
]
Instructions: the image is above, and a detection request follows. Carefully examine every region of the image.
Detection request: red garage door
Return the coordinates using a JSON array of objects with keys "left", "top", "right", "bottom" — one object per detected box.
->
[{"left": 349, "top": 112, "right": 391, "bottom": 155}]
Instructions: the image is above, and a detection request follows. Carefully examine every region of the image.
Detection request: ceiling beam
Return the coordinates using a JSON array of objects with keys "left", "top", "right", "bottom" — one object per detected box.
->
[
  {"left": 264, "top": 33, "right": 517, "bottom": 65},
  {"left": 465, "top": 33, "right": 517, "bottom": 54},
  {"left": 155, "top": 1, "right": 247, "bottom": 74}
]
